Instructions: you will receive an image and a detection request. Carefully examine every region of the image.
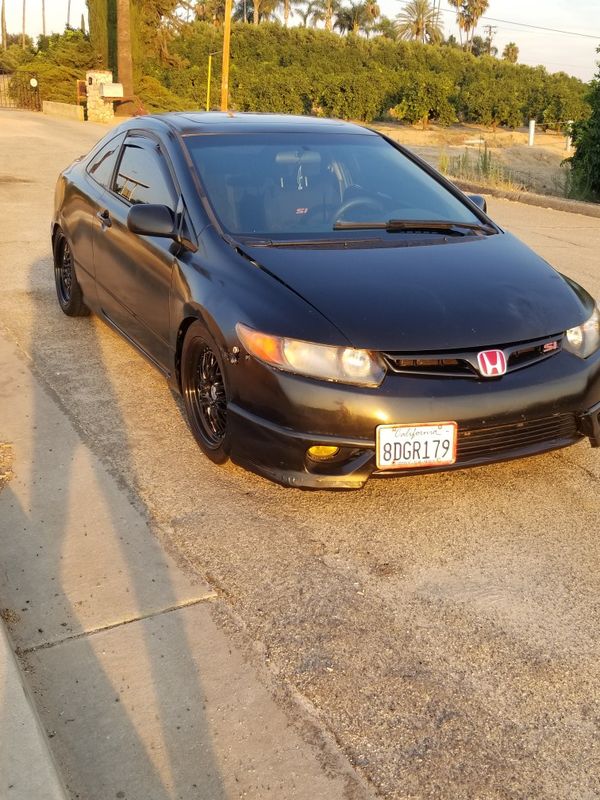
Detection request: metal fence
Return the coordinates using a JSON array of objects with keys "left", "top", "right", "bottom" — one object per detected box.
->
[{"left": 0, "top": 73, "right": 41, "bottom": 111}]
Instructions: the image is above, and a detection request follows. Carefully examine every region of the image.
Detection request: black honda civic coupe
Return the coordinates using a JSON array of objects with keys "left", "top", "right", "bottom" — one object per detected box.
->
[{"left": 52, "top": 112, "right": 600, "bottom": 488}]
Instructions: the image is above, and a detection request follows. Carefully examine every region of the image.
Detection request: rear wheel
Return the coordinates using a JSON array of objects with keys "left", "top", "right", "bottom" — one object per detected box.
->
[
  {"left": 181, "top": 322, "right": 231, "bottom": 464},
  {"left": 53, "top": 230, "right": 89, "bottom": 317}
]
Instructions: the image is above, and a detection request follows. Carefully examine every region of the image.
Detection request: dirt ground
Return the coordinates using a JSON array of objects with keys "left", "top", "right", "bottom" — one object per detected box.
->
[{"left": 373, "top": 121, "right": 572, "bottom": 196}]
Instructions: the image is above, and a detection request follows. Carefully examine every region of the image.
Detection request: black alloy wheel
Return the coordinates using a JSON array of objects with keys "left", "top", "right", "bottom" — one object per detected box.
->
[
  {"left": 53, "top": 230, "right": 89, "bottom": 317},
  {"left": 181, "top": 322, "right": 231, "bottom": 463}
]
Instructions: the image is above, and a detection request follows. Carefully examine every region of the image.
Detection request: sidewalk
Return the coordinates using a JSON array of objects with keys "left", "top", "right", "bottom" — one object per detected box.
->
[
  {"left": 1, "top": 605, "right": 67, "bottom": 800},
  {"left": 0, "top": 329, "right": 367, "bottom": 800}
]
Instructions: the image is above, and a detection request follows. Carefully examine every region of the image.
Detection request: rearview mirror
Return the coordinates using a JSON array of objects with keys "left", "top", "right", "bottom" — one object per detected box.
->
[
  {"left": 127, "top": 204, "right": 176, "bottom": 238},
  {"left": 468, "top": 194, "right": 487, "bottom": 214}
]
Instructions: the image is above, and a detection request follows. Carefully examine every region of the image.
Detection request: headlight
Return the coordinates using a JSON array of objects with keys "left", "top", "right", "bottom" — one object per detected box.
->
[
  {"left": 236, "top": 323, "right": 385, "bottom": 387},
  {"left": 564, "top": 306, "right": 600, "bottom": 358}
]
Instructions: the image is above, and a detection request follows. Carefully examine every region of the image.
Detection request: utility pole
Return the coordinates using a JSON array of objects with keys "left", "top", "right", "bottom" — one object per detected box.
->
[
  {"left": 483, "top": 24, "right": 497, "bottom": 55},
  {"left": 220, "top": 0, "right": 233, "bottom": 111},
  {"left": 21, "top": 0, "right": 25, "bottom": 48},
  {"left": 67, "top": 0, "right": 71, "bottom": 27},
  {"left": 41, "top": 0, "right": 45, "bottom": 36}
]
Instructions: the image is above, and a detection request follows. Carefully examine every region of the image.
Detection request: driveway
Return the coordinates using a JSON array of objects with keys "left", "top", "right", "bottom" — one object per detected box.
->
[{"left": 1, "top": 109, "right": 600, "bottom": 799}]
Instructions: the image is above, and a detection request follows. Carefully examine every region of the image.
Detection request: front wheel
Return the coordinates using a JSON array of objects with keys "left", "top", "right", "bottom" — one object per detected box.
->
[
  {"left": 53, "top": 230, "right": 89, "bottom": 317},
  {"left": 181, "top": 322, "right": 231, "bottom": 464}
]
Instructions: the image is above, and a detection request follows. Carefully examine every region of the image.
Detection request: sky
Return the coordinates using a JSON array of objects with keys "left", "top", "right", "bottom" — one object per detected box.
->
[{"left": 7, "top": 0, "right": 600, "bottom": 82}]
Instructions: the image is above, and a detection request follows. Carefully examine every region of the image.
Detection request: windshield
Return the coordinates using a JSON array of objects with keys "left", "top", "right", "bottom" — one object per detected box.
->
[{"left": 184, "top": 132, "right": 482, "bottom": 241}]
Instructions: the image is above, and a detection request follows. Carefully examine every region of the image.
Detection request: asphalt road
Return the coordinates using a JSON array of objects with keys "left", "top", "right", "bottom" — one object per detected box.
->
[{"left": 1, "top": 109, "right": 600, "bottom": 799}]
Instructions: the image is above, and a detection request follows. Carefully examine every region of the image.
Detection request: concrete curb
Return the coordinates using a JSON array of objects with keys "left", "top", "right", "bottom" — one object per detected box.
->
[
  {"left": 452, "top": 178, "right": 600, "bottom": 219},
  {"left": 0, "top": 621, "right": 69, "bottom": 800}
]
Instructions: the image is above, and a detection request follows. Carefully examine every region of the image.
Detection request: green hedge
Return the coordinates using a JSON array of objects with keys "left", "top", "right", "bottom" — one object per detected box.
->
[{"left": 143, "top": 22, "right": 590, "bottom": 127}]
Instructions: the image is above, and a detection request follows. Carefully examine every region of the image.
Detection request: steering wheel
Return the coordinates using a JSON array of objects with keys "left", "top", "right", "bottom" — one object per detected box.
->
[{"left": 331, "top": 195, "right": 384, "bottom": 225}]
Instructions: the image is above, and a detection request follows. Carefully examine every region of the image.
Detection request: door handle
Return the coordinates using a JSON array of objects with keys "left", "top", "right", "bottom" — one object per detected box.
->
[{"left": 97, "top": 208, "right": 112, "bottom": 228}]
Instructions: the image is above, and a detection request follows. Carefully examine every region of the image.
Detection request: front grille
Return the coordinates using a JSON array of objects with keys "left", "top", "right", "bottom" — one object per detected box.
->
[
  {"left": 384, "top": 336, "right": 562, "bottom": 378},
  {"left": 457, "top": 413, "right": 579, "bottom": 463}
]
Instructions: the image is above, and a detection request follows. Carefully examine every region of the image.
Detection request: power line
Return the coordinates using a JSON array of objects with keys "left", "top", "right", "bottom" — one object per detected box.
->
[{"left": 439, "top": 6, "right": 600, "bottom": 41}]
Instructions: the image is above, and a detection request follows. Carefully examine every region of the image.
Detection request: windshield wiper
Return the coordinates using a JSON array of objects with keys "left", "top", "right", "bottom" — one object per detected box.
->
[
  {"left": 332, "top": 219, "right": 496, "bottom": 235},
  {"left": 238, "top": 236, "right": 389, "bottom": 247}
]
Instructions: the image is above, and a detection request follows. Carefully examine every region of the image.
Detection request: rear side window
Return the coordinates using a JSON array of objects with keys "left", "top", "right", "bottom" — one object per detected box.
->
[
  {"left": 87, "top": 133, "right": 124, "bottom": 188},
  {"left": 114, "top": 142, "right": 176, "bottom": 207}
]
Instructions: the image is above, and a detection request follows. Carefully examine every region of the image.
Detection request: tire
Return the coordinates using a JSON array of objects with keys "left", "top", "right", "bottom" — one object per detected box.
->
[
  {"left": 181, "top": 321, "right": 231, "bottom": 464},
  {"left": 53, "top": 230, "right": 89, "bottom": 317}
]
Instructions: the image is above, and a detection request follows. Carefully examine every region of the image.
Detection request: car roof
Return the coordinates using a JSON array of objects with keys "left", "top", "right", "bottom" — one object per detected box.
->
[{"left": 121, "top": 111, "right": 376, "bottom": 137}]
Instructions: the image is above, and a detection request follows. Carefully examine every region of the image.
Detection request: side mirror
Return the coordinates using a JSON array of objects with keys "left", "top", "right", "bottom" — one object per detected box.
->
[
  {"left": 468, "top": 194, "right": 487, "bottom": 214},
  {"left": 127, "top": 203, "right": 176, "bottom": 238}
]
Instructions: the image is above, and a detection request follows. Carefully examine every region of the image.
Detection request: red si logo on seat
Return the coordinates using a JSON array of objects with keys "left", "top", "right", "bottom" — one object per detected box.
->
[{"left": 477, "top": 349, "right": 507, "bottom": 377}]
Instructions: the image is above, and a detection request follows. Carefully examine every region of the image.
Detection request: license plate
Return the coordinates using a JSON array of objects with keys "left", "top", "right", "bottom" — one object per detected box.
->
[{"left": 376, "top": 421, "right": 458, "bottom": 470}]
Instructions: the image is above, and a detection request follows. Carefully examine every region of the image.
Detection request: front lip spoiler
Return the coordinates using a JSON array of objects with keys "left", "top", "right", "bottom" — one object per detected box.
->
[{"left": 228, "top": 400, "right": 600, "bottom": 489}]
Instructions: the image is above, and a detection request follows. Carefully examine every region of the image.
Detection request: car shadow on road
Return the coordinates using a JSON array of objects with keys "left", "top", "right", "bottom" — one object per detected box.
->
[{"left": 0, "top": 254, "right": 227, "bottom": 800}]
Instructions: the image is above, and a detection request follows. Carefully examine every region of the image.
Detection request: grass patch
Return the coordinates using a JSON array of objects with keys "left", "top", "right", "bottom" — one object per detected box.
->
[{"left": 439, "top": 144, "right": 526, "bottom": 192}]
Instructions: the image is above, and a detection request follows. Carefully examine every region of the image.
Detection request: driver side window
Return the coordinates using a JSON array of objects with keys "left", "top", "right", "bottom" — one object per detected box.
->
[{"left": 114, "top": 142, "right": 177, "bottom": 207}]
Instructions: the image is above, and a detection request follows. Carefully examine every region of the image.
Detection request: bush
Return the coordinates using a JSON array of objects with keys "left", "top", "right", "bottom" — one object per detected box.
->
[
  {"left": 137, "top": 75, "right": 190, "bottom": 112},
  {"left": 568, "top": 61, "right": 600, "bottom": 201},
  {"left": 14, "top": 29, "right": 99, "bottom": 103},
  {"left": 0, "top": 43, "right": 36, "bottom": 73}
]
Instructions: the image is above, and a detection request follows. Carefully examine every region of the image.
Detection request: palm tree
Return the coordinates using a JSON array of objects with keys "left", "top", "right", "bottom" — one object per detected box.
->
[
  {"left": 281, "top": 0, "right": 290, "bottom": 24},
  {"left": 502, "top": 41, "right": 518, "bottom": 63},
  {"left": 334, "top": 1, "right": 377, "bottom": 34},
  {"left": 363, "top": 0, "right": 380, "bottom": 33},
  {"left": 116, "top": 0, "right": 134, "bottom": 103},
  {"left": 395, "top": 0, "right": 442, "bottom": 44},
  {"left": 309, "top": 0, "right": 340, "bottom": 30},
  {"left": 251, "top": 0, "right": 279, "bottom": 24},
  {"left": 296, "top": 1, "right": 312, "bottom": 25},
  {"left": 448, "top": 0, "right": 488, "bottom": 51}
]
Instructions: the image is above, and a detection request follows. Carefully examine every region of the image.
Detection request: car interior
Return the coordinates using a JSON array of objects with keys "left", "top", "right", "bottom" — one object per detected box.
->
[{"left": 186, "top": 135, "right": 480, "bottom": 238}]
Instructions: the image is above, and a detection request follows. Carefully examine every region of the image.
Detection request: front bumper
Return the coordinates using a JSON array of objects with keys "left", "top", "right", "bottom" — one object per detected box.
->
[{"left": 227, "top": 351, "right": 600, "bottom": 489}]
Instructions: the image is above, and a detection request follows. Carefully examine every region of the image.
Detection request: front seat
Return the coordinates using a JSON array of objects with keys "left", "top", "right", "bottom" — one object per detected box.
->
[{"left": 267, "top": 157, "right": 340, "bottom": 232}]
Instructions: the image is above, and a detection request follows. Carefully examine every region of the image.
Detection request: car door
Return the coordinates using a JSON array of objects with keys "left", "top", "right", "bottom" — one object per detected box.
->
[
  {"left": 93, "top": 133, "right": 179, "bottom": 370},
  {"left": 62, "top": 132, "right": 125, "bottom": 304}
]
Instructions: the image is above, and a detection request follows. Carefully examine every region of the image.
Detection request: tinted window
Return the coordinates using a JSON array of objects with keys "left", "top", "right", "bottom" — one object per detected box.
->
[
  {"left": 114, "top": 143, "right": 176, "bottom": 206},
  {"left": 87, "top": 134, "right": 124, "bottom": 188},
  {"left": 185, "top": 132, "right": 481, "bottom": 240}
]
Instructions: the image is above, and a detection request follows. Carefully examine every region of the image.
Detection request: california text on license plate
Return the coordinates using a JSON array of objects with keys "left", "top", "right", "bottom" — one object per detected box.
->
[{"left": 376, "top": 422, "right": 458, "bottom": 470}]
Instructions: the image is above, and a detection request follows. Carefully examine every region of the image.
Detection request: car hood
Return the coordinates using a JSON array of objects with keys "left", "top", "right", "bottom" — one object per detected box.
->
[{"left": 243, "top": 232, "right": 593, "bottom": 351}]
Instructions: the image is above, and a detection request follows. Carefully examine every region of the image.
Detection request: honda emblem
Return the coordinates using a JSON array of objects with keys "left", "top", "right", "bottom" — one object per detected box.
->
[{"left": 477, "top": 349, "right": 507, "bottom": 377}]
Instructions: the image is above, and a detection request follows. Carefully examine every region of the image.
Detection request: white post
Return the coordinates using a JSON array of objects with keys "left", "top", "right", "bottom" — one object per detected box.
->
[
  {"left": 528, "top": 119, "right": 535, "bottom": 147},
  {"left": 565, "top": 120, "right": 574, "bottom": 153}
]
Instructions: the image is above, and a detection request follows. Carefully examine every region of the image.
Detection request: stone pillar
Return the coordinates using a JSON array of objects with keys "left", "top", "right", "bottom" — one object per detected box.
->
[{"left": 86, "top": 70, "right": 115, "bottom": 124}]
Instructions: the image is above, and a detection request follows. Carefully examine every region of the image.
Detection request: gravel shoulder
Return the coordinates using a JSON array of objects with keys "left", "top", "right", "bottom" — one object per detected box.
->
[{"left": 1, "top": 109, "right": 600, "bottom": 799}]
